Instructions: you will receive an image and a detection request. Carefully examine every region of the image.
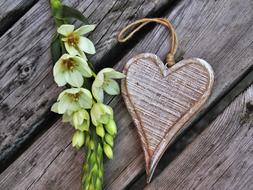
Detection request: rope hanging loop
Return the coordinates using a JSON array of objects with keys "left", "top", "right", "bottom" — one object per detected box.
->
[{"left": 117, "top": 18, "right": 178, "bottom": 67}]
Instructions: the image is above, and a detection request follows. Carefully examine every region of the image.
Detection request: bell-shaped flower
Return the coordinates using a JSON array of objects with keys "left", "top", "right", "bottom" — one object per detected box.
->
[
  {"left": 51, "top": 88, "right": 92, "bottom": 114},
  {"left": 57, "top": 24, "right": 96, "bottom": 57},
  {"left": 92, "top": 68, "right": 125, "bottom": 102},
  {"left": 53, "top": 54, "right": 92, "bottom": 87},
  {"left": 90, "top": 103, "right": 113, "bottom": 126},
  {"left": 73, "top": 109, "right": 90, "bottom": 131},
  {"left": 62, "top": 109, "right": 90, "bottom": 131},
  {"left": 72, "top": 130, "right": 85, "bottom": 149}
]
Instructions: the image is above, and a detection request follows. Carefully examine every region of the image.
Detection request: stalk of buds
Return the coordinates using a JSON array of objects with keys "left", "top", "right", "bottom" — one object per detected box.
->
[{"left": 49, "top": 0, "right": 125, "bottom": 189}]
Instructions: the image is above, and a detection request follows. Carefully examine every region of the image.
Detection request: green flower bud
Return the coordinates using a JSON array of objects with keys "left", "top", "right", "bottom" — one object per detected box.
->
[
  {"left": 105, "top": 134, "right": 114, "bottom": 147},
  {"left": 88, "top": 185, "right": 95, "bottom": 190},
  {"left": 72, "top": 130, "right": 85, "bottom": 149},
  {"left": 96, "top": 125, "right": 105, "bottom": 138},
  {"left": 97, "top": 144, "right": 103, "bottom": 156},
  {"left": 95, "top": 178, "right": 102, "bottom": 190},
  {"left": 105, "top": 119, "right": 117, "bottom": 136},
  {"left": 85, "top": 134, "right": 90, "bottom": 147},
  {"left": 98, "top": 170, "right": 103, "bottom": 178},
  {"left": 89, "top": 140, "right": 95, "bottom": 150},
  {"left": 104, "top": 143, "right": 113, "bottom": 159},
  {"left": 92, "top": 163, "right": 98, "bottom": 174},
  {"left": 50, "top": 0, "right": 62, "bottom": 9}
]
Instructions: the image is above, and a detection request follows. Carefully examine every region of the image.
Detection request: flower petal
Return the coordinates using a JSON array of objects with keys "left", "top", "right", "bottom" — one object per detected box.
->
[
  {"left": 58, "top": 95, "right": 71, "bottom": 114},
  {"left": 78, "top": 37, "right": 96, "bottom": 54},
  {"left": 73, "top": 56, "right": 92, "bottom": 77},
  {"left": 57, "top": 24, "right": 74, "bottom": 36},
  {"left": 66, "top": 70, "right": 84, "bottom": 87},
  {"left": 103, "top": 104, "right": 113, "bottom": 116},
  {"left": 77, "top": 123, "right": 89, "bottom": 131},
  {"left": 65, "top": 42, "right": 80, "bottom": 56},
  {"left": 100, "top": 68, "right": 114, "bottom": 73},
  {"left": 72, "top": 130, "right": 85, "bottom": 149},
  {"left": 62, "top": 113, "right": 72, "bottom": 122},
  {"left": 93, "top": 72, "right": 104, "bottom": 87},
  {"left": 91, "top": 104, "right": 101, "bottom": 126},
  {"left": 79, "top": 90, "right": 93, "bottom": 109},
  {"left": 53, "top": 59, "right": 64, "bottom": 75},
  {"left": 51, "top": 102, "right": 59, "bottom": 113},
  {"left": 75, "top": 25, "right": 96, "bottom": 35},
  {"left": 104, "top": 69, "right": 125, "bottom": 79},
  {"left": 54, "top": 72, "right": 67, "bottom": 87},
  {"left": 53, "top": 59, "right": 66, "bottom": 86},
  {"left": 92, "top": 86, "right": 104, "bottom": 103},
  {"left": 62, "top": 88, "right": 81, "bottom": 95},
  {"left": 80, "top": 88, "right": 93, "bottom": 98},
  {"left": 103, "top": 79, "right": 120, "bottom": 95},
  {"left": 68, "top": 101, "right": 80, "bottom": 112},
  {"left": 77, "top": 63, "right": 92, "bottom": 78},
  {"left": 73, "top": 111, "right": 84, "bottom": 127}
]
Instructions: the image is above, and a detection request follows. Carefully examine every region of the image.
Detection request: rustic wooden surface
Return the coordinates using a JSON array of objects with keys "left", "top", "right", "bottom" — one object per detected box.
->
[
  {"left": 0, "top": 0, "right": 252, "bottom": 189},
  {"left": 0, "top": 0, "right": 38, "bottom": 35},
  {"left": 0, "top": 0, "right": 173, "bottom": 171},
  {"left": 145, "top": 85, "right": 253, "bottom": 190},
  {"left": 122, "top": 54, "right": 214, "bottom": 182}
]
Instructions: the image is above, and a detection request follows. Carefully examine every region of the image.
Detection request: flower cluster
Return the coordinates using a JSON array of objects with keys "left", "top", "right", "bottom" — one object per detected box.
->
[{"left": 51, "top": 24, "right": 124, "bottom": 160}]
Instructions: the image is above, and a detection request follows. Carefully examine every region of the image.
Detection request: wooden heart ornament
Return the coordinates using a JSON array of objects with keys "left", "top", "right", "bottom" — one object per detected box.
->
[{"left": 118, "top": 18, "right": 214, "bottom": 182}]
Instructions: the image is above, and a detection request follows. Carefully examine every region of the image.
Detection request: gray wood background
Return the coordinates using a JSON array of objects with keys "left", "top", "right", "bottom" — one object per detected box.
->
[{"left": 0, "top": 0, "right": 252, "bottom": 189}]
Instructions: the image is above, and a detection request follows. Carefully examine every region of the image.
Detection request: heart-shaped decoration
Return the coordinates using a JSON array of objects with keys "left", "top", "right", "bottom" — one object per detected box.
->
[{"left": 121, "top": 53, "right": 214, "bottom": 182}]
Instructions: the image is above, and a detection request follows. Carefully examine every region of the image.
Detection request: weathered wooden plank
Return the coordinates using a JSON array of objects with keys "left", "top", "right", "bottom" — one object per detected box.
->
[
  {"left": 1, "top": 0, "right": 253, "bottom": 189},
  {"left": 106, "top": 0, "right": 253, "bottom": 188},
  {"left": 0, "top": 0, "right": 38, "bottom": 36},
  {"left": 0, "top": 0, "right": 173, "bottom": 170},
  {"left": 145, "top": 85, "right": 253, "bottom": 190}
]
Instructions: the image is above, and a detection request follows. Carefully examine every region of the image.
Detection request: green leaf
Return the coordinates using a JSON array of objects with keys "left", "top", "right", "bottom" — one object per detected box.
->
[
  {"left": 61, "top": 5, "right": 89, "bottom": 24},
  {"left": 50, "top": 34, "right": 62, "bottom": 64}
]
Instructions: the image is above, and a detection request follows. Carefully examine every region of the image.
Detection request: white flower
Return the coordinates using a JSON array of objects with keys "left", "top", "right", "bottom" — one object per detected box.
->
[
  {"left": 90, "top": 103, "right": 113, "bottom": 126},
  {"left": 51, "top": 88, "right": 92, "bottom": 114},
  {"left": 62, "top": 109, "right": 90, "bottom": 132},
  {"left": 92, "top": 68, "right": 125, "bottom": 102},
  {"left": 53, "top": 54, "right": 92, "bottom": 87},
  {"left": 57, "top": 24, "right": 96, "bottom": 57}
]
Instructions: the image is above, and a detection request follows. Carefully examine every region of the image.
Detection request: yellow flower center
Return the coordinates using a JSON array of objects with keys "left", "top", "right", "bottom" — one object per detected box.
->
[
  {"left": 67, "top": 33, "right": 80, "bottom": 46},
  {"left": 68, "top": 92, "right": 81, "bottom": 102},
  {"left": 62, "top": 58, "right": 76, "bottom": 70}
]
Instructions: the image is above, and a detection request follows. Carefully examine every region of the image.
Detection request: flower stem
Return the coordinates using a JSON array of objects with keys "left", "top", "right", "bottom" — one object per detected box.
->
[
  {"left": 49, "top": 0, "right": 63, "bottom": 27},
  {"left": 82, "top": 127, "right": 103, "bottom": 190}
]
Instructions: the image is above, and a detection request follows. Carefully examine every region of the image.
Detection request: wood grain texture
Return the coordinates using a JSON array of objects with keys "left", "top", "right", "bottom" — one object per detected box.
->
[
  {"left": 0, "top": 0, "right": 172, "bottom": 168},
  {"left": 121, "top": 53, "right": 214, "bottom": 182},
  {"left": 0, "top": 0, "right": 252, "bottom": 189},
  {"left": 108, "top": 0, "right": 253, "bottom": 187},
  {"left": 145, "top": 85, "right": 253, "bottom": 190},
  {"left": 0, "top": 0, "right": 38, "bottom": 36}
]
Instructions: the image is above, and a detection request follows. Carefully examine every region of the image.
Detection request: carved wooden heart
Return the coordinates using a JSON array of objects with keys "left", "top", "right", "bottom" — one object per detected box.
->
[{"left": 121, "top": 53, "right": 214, "bottom": 183}]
